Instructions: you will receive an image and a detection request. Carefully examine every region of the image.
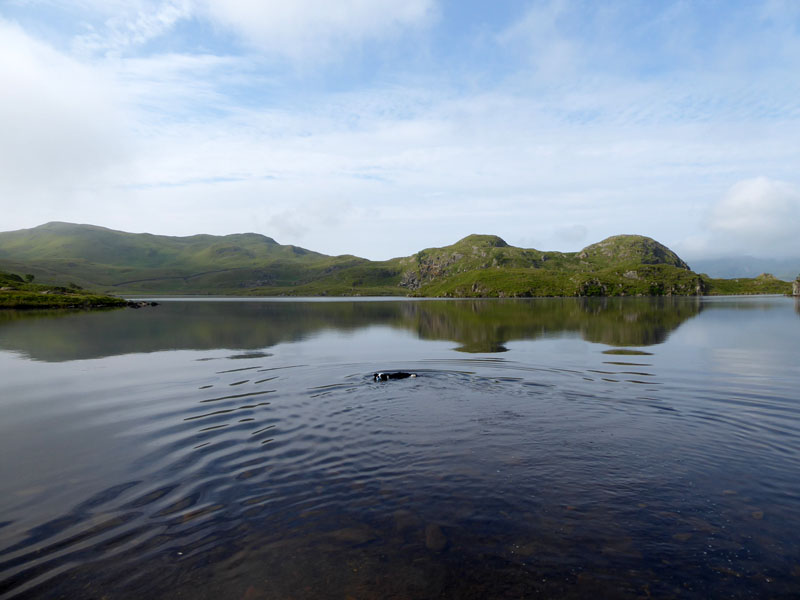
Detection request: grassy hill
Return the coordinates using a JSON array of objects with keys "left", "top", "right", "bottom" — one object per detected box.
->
[
  {"left": 397, "top": 233, "right": 709, "bottom": 297},
  {"left": 0, "top": 222, "right": 402, "bottom": 295},
  {"left": 0, "top": 223, "right": 792, "bottom": 297}
]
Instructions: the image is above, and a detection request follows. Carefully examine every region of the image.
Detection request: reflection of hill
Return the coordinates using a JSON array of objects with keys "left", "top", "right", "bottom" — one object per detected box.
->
[
  {"left": 0, "top": 298, "right": 703, "bottom": 362},
  {"left": 402, "top": 297, "right": 703, "bottom": 352},
  {"left": 0, "top": 302, "right": 403, "bottom": 362}
]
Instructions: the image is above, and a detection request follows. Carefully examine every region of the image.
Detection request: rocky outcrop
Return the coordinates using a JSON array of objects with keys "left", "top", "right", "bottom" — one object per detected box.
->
[
  {"left": 400, "top": 234, "right": 510, "bottom": 290},
  {"left": 400, "top": 251, "right": 464, "bottom": 290},
  {"left": 793, "top": 276, "right": 800, "bottom": 296}
]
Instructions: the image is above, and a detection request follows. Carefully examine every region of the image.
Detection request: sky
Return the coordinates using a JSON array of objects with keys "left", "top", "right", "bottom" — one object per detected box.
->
[{"left": 1, "top": 0, "right": 799, "bottom": 260}]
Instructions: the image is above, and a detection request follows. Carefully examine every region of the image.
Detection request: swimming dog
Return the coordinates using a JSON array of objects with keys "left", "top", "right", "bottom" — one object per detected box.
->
[{"left": 373, "top": 372, "right": 417, "bottom": 381}]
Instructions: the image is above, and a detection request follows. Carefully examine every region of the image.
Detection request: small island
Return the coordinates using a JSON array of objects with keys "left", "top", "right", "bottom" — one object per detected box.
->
[{"left": 0, "top": 270, "right": 129, "bottom": 309}]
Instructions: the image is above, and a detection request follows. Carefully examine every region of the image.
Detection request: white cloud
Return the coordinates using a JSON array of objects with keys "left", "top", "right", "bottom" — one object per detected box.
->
[
  {"left": 681, "top": 177, "right": 800, "bottom": 259},
  {"left": 709, "top": 177, "right": 800, "bottom": 252},
  {"left": 200, "top": 0, "right": 436, "bottom": 60},
  {"left": 0, "top": 18, "right": 130, "bottom": 204}
]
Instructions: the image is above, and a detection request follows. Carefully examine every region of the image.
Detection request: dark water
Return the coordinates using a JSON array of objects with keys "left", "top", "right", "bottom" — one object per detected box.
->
[{"left": 1, "top": 297, "right": 799, "bottom": 599}]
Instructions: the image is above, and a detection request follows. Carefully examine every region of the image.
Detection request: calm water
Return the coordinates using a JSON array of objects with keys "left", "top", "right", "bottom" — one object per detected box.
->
[{"left": 1, "top": 297, "right": 799, "bottom": 599}]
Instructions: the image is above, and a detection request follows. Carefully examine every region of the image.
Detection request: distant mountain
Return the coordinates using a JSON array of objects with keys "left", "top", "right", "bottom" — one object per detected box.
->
[
  {"left": 0, "top": 223, "right": 791, "bottom": 297},
  {"left": 689, "top": 256, "right": 800, "bottom": 281},
  {"left": 0, "top": 222, "right": 390, "bottom": 295}
]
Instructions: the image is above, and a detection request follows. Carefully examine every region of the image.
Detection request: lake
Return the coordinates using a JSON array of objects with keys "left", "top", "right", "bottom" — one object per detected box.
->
[{"left": 1, "top": 296, "right": 799, "bottom": 599}]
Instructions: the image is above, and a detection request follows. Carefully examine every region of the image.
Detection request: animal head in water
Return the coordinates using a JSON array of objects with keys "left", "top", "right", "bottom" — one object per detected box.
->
[{"left": 373, "top": 372, "right": 416, "bottom": 381}]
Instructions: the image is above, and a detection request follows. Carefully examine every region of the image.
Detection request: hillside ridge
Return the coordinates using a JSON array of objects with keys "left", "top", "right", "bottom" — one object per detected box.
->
[{"left": 0, "top": 223, "right": 791, "bottom": 297}]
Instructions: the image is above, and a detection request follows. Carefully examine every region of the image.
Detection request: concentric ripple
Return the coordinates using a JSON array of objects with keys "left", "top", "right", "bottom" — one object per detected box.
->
[{"left": 1, "top": 298, "right": 799, "bottom": 599}]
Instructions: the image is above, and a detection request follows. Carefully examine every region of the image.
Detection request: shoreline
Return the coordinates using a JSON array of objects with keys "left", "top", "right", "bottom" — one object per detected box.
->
[{"left": 3, "top": 290, "right": 794, "bottom": 310}]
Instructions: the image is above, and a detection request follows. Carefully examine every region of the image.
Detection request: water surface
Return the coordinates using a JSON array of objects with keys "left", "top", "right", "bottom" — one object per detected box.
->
[{"left": 1, "top": 297, "right": 799, "bottom": 598}]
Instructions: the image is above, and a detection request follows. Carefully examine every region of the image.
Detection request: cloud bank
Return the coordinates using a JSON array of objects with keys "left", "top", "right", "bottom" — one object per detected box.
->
[
  {"left": 702, "top": 178, "right": 800, "bottom": 257},
  {"left": 0, "top": 19, "right": 129, "bottom": 207},
  {"left": 0, "top": 1, "right": 799, "bottom": 260}
]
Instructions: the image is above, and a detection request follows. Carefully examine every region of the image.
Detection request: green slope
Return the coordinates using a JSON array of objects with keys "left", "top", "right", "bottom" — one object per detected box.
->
[
  {"left": 0, "top": 222, "right": 399, "bottom": 294},
  {"left": 0, "top": 223, "right": 792, "bottom": 297},
  {"left": 702, "top": 272, "right": 792, "bottom": 295}
]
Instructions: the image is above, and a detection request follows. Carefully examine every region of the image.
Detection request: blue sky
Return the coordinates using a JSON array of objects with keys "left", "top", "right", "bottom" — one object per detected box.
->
[{"left": 1, "top": 0, "right": 799, "bottom": 260}]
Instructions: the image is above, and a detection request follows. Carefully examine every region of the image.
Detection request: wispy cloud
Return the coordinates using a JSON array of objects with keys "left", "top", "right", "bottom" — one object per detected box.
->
[
  {"left": 72, "top": 0, "right": 192, "bottom": 56},
  {"left": 497, "top": 0, "right": 578, "bottom": 78},
  {"left": 199, "top": 0, "right": 437, "bottom": 61},
  {"left": 1, "top": 1, "right": 799, "bottom": 259}
]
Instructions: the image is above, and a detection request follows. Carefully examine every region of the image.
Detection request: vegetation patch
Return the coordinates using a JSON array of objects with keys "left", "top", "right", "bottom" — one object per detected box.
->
[
  {"left": 702, "top": 273, "right": 791, "bottom": 295},
  {"left": 0, "top": 270, "right": 127, "bottom": 309}
]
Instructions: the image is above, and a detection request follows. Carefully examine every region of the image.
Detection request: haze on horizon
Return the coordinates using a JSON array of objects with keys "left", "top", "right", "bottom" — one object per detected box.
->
[{"left": 1, "top": 1, "right": 799, "bottom": 262}]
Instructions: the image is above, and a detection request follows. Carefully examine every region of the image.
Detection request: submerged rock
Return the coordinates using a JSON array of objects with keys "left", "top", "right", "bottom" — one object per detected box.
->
[
  {"left": 393, "top": 509, "right": 422, "bottom": 533},
  {"left": 327, "top": 526, "right": 377, "bottom": 546},
  {"left": 425, "top": 523, "right": 448, "bottom": 552}
]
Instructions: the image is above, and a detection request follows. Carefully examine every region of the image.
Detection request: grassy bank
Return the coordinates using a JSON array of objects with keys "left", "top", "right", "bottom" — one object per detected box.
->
[
  {"left": 702, "top": 273, "right": 792, "bottom": 295},
  {"left": 0, "top": 271, "right": 128, "bottom": 309}
]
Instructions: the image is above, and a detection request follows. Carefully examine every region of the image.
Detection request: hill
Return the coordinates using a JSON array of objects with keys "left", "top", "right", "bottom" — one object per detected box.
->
[
  {"left": 0, "top": 222, "right": 402, "bottom": 296},
  {"left": 0, "top": 223, "right": 792, "bottom": 297},
  {"left": 397, "top": 234, "right": 709, "bottom": 297}
]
